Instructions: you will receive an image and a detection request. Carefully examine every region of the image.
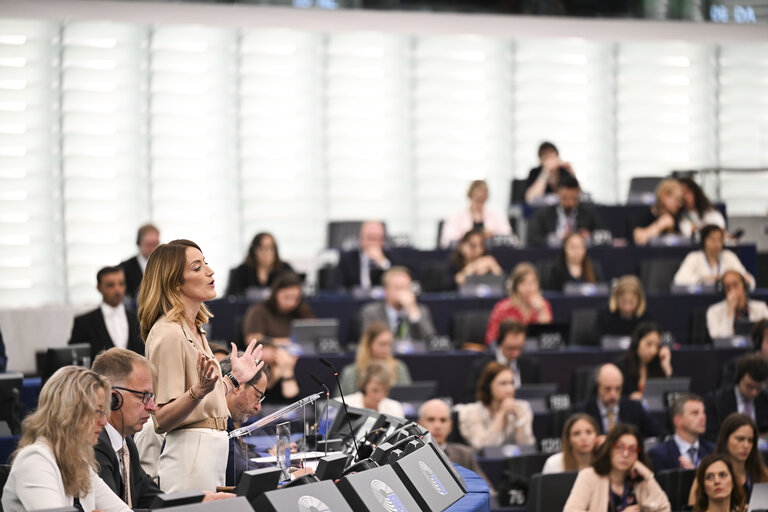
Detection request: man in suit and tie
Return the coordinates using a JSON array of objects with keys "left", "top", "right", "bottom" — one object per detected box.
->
[
  {"left": 418, "top": 399, "right": 494, "bottom": 493},
  {"left": 92, "top": 348, "right": 232, "bottom": 504},
  {"left": 359, "top": 266, "right": 436, "bottom": 341},
  {"left": 648, "top": 394, "right": 714, "bottom": 472},
  {"left": 338, "top": 221, "right": 393, "bottom": 290},
  {"left": 705, "top": 353, "right": 768, "bottom": 441},
  {"left": 573, "top": 363, "right": 662, "bottom": 439},
  {"left": 465, "top": 320, "right": 540, "bottom": 401},
  {"left": 526, "top": 174, "right": 603, "bottom": 247},
  {"left": 68, "top": 266, "right": 144, "bottom": 360},
  {"left": 119, "top": 223, "right": 160, "bottom": 300}
]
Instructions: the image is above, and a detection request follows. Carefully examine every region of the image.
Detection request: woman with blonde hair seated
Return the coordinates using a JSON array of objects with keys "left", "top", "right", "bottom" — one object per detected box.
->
[
  {"left": 2, "top": 366, "right": 130, "bottom": 512},
  {"left": 345, "top": 360, "right": 405, "bottom": 418},
  {"left": 338, "top": 322, "right": 412, "bottom": 396},
  {"left": 597, "top": 275, "right": 653, "bottom": 339},
  {"left": 633, "top": 178, "right": 684, "bottom": 246}
]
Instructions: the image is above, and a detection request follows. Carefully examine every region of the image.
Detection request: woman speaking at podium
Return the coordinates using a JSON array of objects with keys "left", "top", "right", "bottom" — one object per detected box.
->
[{"left": 139, "top": 239, "right": 263, "bottom": 492}]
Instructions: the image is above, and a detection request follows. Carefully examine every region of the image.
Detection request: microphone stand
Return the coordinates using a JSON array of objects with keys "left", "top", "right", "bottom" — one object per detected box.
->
[{"left": 319, "top": 357, "right": 360, "bottom": 460}]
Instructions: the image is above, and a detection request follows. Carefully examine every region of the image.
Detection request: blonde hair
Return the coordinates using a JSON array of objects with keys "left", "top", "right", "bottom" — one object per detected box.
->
[
  {"left": 14, "top": 366, "right": 110, "bottom": 498},
  {"left": 506, "top": 262, "right": 539, "bottom": 301},
  {"left": 138, "top": 239, "right": 212, "bottom": 341},
  {"left": 355, "top": 322, "right": 398, "bottom": 382},
  {"left": 609, "top": 275, "right": 647, "bottom": 316},
  {"left": 467, "top": 180, "right": 488, "bottom": 199},
  {"left": 359, "top": 360, "right": 394, "bottom": 391},
  {"left": 654, "top": 178, "right": 682, "bottom": 212}
]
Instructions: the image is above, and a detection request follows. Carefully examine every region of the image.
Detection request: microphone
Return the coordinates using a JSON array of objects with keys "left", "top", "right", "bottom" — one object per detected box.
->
[
  {"left": 318, "top": 358, "right": 360, "bottom": 459},
  {"left": 311, "top": 373, "right": 330, "bottom": 457}
]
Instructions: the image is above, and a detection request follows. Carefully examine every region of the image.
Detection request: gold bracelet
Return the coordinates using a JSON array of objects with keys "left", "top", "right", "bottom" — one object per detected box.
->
[{"left": 188, "top": 387, "right": 200, "bottom": 402}]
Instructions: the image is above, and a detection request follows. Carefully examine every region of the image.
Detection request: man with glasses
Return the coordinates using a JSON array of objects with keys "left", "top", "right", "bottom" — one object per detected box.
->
[
  {"left": 92, "top": 348, "right": 233, "bottom": 503},
  {"left": 219, "top": 354, "right": 269, "bottom": 486}
]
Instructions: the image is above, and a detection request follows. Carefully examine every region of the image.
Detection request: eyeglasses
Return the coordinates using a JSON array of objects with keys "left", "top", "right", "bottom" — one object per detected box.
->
[
  {"left": 113, "top": 386, "right": 155, "bottom": 405},
  {"left": 94, "top": 408, "right": 108, "bottom": 418},
  {"left": 247, "top": 383, "right": 266, "bottom": 404},
  {"left": 612, "top": 443, "right": 640, "bottom": 455}
]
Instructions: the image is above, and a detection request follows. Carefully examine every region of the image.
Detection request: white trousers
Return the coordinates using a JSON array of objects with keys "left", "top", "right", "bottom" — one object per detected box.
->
[{"left": 158, "top": 428, "right": 228, "bottom": 492}]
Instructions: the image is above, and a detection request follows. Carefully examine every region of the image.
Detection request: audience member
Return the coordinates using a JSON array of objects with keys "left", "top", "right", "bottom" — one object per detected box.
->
[
  {"left": 455, "top": 362, "right": 535, "bottom": 451},
  {"left": 563, "top": 423, "right": 670, "bottom": 512},
  {"left": 692, "top": 414, "right": 768, "bottom": 505},
  {"left": 338, "top": 221, "right": 392, "bottom": 290},
  {"left": 527, "top": 174, "right": 603, "bottom": 247},
  {"left": 692, "top": 454, "right": 745, "bottom": 512},
  {"left": 91, "top": 349, "right": 162, "bottom": 507},
  {"left": 359, "top": 266, "right": 436, "bottom": 341},
  {"left": 440, "top": 180, "right": 515, "bottom": 248},
  {"left": 417, "top": 399, "right": 495, "bottom": 492},
  {"left": 68, "top": 266, "right": 143, "bottom": 361},
  {"left": 542, "top": 231, "right": 604, "bottom": 291},
  {"left": 705, "top": 354, "right": 768, "bottom": 440},
  {"left": 253, "top": 339, "right": 299, "bottom": 404},
  {"left": 138, "top": 239, "right": 263, "bottom": 492},
  {"left": 345, "top": 361, "right": 405, "bottom": 418},
  {"left": 674, "top": 225, "right": 754, "bottom": 289},
  {"left": 720, "top": 319, "right": 768, "bottom": 388},
  {"left": 524, "top": 141, "right": 575, "bottom": 204},
  {"left": 466, "top": 320, "right": 540, "bottom": 401},
  {"left": 485, "top": 263, "right": 552, "bottom": 344},
  {"left": 706, "top": 270, "right": 768, "bottom": 339},
  {"left": 2, "top": 366, "right": 130, "bottom": 512},
  {"left": 225, "top": 232, "right": 295, "bottom": 297},
  {"left": 678, "top": 177, "right": 726, "bottom": 238},
  {"left": 615, "top": 322, "right": 673, "bottom": 400},
  {"left": 597, "top": 275, "right": 653, "bottom": 339},
  {"left": 542, "top": 413, "right": 600, "bottom": 474},
  {"left": 120, "top": 223, "right": 160, "bottom": 300},
  {"left": 338, "top": 322, "right": 412, "bottom": 396},
  {"left": 449, "top": 228, "right": 503, "bottom": 288},
  {"left": 242, "top": 272, "right": 315, "bottom": 343},
  {"left": 648, "top": 394, "right": 714, "bottom": 473},
  {"left": 573, "top": 363, "right": 662, "bottom": 439},
  {"left": 632, "top": 178, "right": 683, "bottom": 246},
  {"left": 219, "top": 355, "right": 269, "bottom": 486}
]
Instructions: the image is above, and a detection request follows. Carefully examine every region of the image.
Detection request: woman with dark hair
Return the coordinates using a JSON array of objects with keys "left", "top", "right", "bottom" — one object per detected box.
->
[
  {"left": 690, "top": 414, "right": 768, "bottom": 506},
  {"left": 674, "top": 225, "right": 754, "bottom": 289},
  {"left": 542, "top": 413, "right": 600, "bottom": 474},
  {"left": 241, "top": 272, "right": 314, "bottom": 344},
  {"left": 564, "top": 423, "right": 670, "bottom": 511},
  {"left": 616, "top": 322, "right": 673, "bottom": 400},
  {"left": 455, "top": 361, "right": 535, "bottom": 451},
  {"left": 450, "top": 229, "right": 503, "bottom": 288},
  {"left": 225, "top": 232, "right": 294, "bottom": 296},
  {"left": 678, "top": 177, "right": 725, "bottom": 238},
  {"left": 543, "top": 232, "right": 603, "bottom": 291},
  {"left": 692, "top": 454, "right": 745, "bottom": 512}
]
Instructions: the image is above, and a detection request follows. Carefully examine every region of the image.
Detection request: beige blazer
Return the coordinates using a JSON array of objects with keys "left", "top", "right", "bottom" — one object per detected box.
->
[{"left": 564, "top": 463, "right": 671, "bottom": 512}]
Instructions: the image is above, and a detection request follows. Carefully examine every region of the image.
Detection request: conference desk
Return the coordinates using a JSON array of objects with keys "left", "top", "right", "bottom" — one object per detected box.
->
[{"left": 207, "top": 287, "right": 768, "bottom": 347}]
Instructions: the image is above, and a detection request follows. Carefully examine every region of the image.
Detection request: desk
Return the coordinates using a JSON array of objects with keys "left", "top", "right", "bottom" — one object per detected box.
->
[{"left": 446, "top": 464, "right": 491, "bottom": 512}]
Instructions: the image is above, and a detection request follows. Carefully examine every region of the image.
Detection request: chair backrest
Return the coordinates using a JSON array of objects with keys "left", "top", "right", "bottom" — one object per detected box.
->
[
  {"left": 689, "top": 309, "right": 712, "bottom": 345},
  {"left": 656, "top": 468, "right": 696, "bottom": 512},
  {"left": 639, "top": 258, "right": 684, "bottom": 293},
  {"left": 570, "top": 366, "right": 598, "bottom": 403},
  {"left": 446, "top": 409, "right": 470, "bottom": 446},
  {"left": 450, "top": 310, "right": 491, "bottom": 347},
  {"left": 568, "top": 308, "right": 599, "bottom": 346},
  {"left": 327, "top": 221, "right": 375, "bottom": 249},
  {"left": 505, "top": 453, "right": 550, "bottom": 480},
  {"left": 627, "top": 176, "right": 662, "bottom": 204},
  {"left": 510, "top": 178, "right": 529, "bottom": 205},
  {"left": 418, "top": 261, "right": 452, "bottom": 293},
  {"left": 525, "top": 471, "right": 578, "bottom": 512},
  {"left": 436, "top": 219, "right": 444, "bottom": 248}
]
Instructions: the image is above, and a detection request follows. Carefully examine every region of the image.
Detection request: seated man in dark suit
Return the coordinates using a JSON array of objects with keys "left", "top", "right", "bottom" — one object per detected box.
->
[
  {"left": 526, "top": 174, "right": 603, "bottom": 247},
  {"left": 68, "top": 266, "right": 143, "bottom": 360},
  {"left": 93, "top": 348, "right": 233, "bottom": 503},
  {"left": 119, "top": 223, "right": 160, "bottom": 300},
  {"left": 523, "top": 141, "right": 575, "bottom": 204},
  {"left": 359, "top": 267, "right": 436, "bottom": 341},
  {"left": 418, "top": 399, "right": 494, "bottom": 493},
  {"left": 705, "top": 353, "right": 768, "bottom": 441},
  {"left": 338, "top": 221, "right": 393, "bottom": 290},
  {"left": 465, "top": 320, "right": 540, "bottom": 401},
  {"left": 573, "top": 363, "right": 662, "bottom": 439},
  {"left": 648, "top": 394, "right": 714, "bottom": 472}
]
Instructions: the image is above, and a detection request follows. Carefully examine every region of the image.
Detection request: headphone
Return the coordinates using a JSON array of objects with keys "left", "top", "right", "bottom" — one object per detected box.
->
[
  {"left": 715, "top": 270, "right": 748, "bottom": 299},
  {"left": 111, "top": 390, "right": 123, "bottom": 411}
]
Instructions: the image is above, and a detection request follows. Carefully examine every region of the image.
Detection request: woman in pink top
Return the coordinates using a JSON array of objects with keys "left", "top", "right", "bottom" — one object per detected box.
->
[{"left": 485, "top": 262, "right": 552, "bottom": 344}]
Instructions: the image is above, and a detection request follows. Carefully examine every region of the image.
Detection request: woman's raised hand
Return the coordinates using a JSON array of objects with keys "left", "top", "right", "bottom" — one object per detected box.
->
[{"left": 196, "top": 351, "right": 219, "bottom": 396}]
